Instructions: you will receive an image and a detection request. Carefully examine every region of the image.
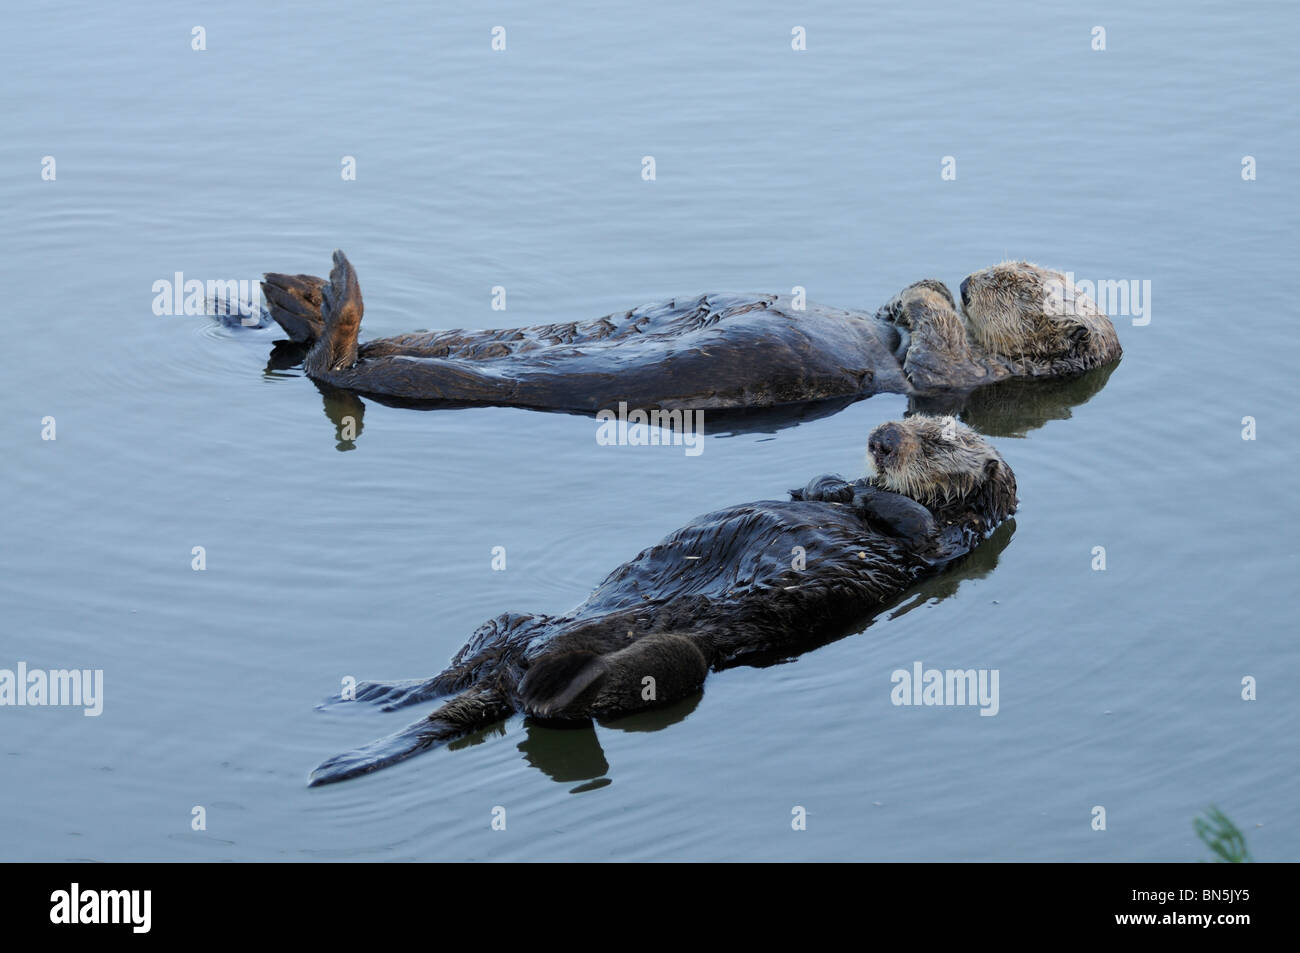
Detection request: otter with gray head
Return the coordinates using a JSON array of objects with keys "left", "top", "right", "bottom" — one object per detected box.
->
[
  {"left": 308, "top": 414, "right": 1017, "bottom": 785},
  {"left": 259, "top": 251, "right": 1120, "bottom": 413}
]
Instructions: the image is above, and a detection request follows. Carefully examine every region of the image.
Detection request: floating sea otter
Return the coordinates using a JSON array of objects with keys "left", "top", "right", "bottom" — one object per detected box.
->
[
  {"left": 259, "top": 251, "right": 1121, "bottom": 414},
  {"left": 308, "top": 414, "right": 1018, "bottom": 785}
]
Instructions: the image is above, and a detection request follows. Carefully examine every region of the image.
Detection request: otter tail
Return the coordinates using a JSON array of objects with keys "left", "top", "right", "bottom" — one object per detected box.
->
[{"left": 308, "top": 686, "right": 515, "bottom": 786}]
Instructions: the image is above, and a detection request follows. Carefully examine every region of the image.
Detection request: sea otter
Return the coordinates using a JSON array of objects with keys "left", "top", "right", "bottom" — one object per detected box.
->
[
  {"left": 259, "top": 251, "right": 1121, "bottom": 413},
  {"left": 308, "top": 414, "right": 1018, "bottom": 785}
]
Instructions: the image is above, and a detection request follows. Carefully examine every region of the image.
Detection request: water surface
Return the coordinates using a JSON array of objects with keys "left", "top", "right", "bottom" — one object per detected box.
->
[{"left": 2, "top": 0, "right": 1296, "bottom": 861}]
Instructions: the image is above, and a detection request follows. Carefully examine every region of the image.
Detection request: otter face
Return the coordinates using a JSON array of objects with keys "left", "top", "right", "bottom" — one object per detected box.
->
[
  {"left": 866, "top": 414, "right": 1010, "bottom": 508},
  {"left": 959, "top": 261, "right": 1119, "bottom": 369}
]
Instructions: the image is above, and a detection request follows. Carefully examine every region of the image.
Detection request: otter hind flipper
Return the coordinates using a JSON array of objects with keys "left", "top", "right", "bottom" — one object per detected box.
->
[
  {"left": 309, "top": 687, "right": 514, "bottom": 786},
  {"left": 517, "top": 651, "right": 611, "bottom": 719},
  {"left": 523, "top": 633, "right": 712, "bottom": 721},
  {"left": 261, "top": 272, "right": 326, "bottom": 343},
  {"left": 304, "top": 250, "right": 365, "bottom": 375},
  {"left": 308, "top": 714, "right": 445, "bottom": 786},
  {"left": 316, "top": 675, "right": 454, "bottom": 712}
]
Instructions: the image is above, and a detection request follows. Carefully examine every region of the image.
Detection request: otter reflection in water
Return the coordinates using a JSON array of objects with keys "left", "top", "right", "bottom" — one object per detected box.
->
[
  {"left": 256, "top": 251, "right": 1120, "bottom": 420},
  {"left": 308, "top": 415, "right": 1019, "bottom": 786},
  {"left": 278, "top": 357, "right": 1119, "bottom": 451}
]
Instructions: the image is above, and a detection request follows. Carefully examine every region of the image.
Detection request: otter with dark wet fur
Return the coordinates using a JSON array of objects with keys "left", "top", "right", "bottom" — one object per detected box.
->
[
  {"left": 261, "top": 252, "right": 1120, "bottom": 412},
  {"left": 308, "top": 414, "right": 1017, "bottom": 785}
]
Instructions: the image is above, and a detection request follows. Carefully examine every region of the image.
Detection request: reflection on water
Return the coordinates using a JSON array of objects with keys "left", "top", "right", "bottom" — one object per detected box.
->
[
  {"left": 5, "top": 0, "right": 1295, "bottom": 861},
  {"left": 520, "top": 695, "right": 707, "bottom": 792},
  {"left": 313, "top": 381, "right": 367, "bottom": 452},
  {"left": 909, "top": 363, "right": 1120, "bottom": 438},
  {"left": 886, "top": 519, "right": 1016, "bottom": 620},
  {"left": 517, "top": 720, "right": 610, "bottom": 786}
]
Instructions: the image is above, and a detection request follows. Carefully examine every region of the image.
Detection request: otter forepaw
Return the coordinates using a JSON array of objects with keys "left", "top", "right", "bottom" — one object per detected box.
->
[
  {"left": 874, "top": 294, "right": 908, "bottom": 328},
  {"left": 851, "top": 486, "right": 937, "bottom": 548},
  {"left": 874, "top": 279, "right": 956, "bottom": 329},
  {"left": 791, "top": 473, "right": 855, "bottom": 503}
]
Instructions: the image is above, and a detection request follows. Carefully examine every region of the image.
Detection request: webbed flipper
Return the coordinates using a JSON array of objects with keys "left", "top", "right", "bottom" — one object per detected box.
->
[
  {"left": 316, "top": 675, "right": 451, "bottom": 712},
  {"left": 517, "top": 651, "right": 611, "bottom": 719},
  {"left": 305, "top": 250, "right": 364, "bottom": 375},
  {"left": 308, "top": 687, "right": 514, "bottom": 786},
  {"left": 517, "top": 633, "right": 711, "bottom": 720},
  {"left": 261, "top": 272, "right": 326, "bottom": 343}
]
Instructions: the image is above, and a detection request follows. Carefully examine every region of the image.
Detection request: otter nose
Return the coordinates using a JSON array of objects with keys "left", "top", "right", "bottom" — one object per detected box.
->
[
  {"left": 869, "top": 426, "right": 901, "bottom": 458},
  {"left": 959, "top": 277, "right": 971, "bottom": 307}
]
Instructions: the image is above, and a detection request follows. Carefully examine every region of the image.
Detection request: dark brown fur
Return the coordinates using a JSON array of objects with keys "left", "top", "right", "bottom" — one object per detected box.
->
[
  {"left": 259, "top": 252, "right": 1120, "bottom": 413},
  {"left": 308, "top": 416, "right": 1017, "bottom": 785}
]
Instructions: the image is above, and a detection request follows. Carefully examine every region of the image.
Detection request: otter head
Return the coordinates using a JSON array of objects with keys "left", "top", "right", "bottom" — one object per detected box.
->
[
  {"left": 958, "top": 261, "right": 1121, "bottom": 373},
  {"left": 866, "top": 415, "right": 1017, "bottom": 522}
]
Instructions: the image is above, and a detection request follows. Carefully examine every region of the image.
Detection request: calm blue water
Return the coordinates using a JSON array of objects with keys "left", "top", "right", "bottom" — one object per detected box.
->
[{"left": 2, "top": 0, "right": 1296, "bottom": 861}]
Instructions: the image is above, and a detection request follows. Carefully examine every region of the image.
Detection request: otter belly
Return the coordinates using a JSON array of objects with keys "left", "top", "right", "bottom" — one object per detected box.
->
[
  {"left": 565, "top": 501, "right": 932, "bottom": 659},
  {"left": 442, "top": 500, "right": 950, "bottom": 678},
  {"left": 327, "top": 295, "right": 909, "bottom": 411}
]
